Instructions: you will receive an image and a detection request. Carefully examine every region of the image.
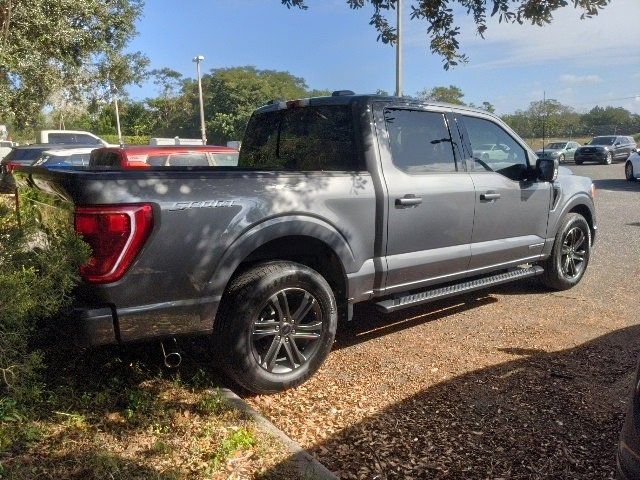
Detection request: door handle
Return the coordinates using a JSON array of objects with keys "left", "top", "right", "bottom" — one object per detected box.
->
[
  {"left": 480, "top": 191, "right": 501, "bottom": 201},
  {"left": 395, "top": 195, "right": 423, "bottom": 207}
]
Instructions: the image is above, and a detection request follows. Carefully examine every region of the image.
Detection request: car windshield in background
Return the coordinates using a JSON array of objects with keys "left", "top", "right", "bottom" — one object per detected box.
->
[
  {"left": 239, "top": 105, "right": 357, "bottom": 171},
  {"left": 546, "top": 143, "right": 566, "bottom": 149},
  {"left": 589, "top": 137, "right": 615, "bottom": 145},
  {"left": 3, "top": 147, "right": 48, "bottom": 163}
]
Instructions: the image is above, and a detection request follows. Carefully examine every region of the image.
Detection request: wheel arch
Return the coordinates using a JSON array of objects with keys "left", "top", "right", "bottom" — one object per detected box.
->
[
  {"left": 554, "top": 194, "right": 596, "bottom": 241},
  {"left": 209, "top": 215, "right": 355, "bottom": 321}
]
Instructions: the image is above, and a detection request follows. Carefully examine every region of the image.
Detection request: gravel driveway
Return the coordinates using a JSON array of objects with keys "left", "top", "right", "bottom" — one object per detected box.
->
[{"left": 249, "top": 161, "right": 640, "bottom": 479}]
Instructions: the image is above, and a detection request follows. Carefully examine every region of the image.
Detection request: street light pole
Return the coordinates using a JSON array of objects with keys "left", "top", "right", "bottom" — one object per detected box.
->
[
  {"left": 111, "top": 84, "right": 123, "bottom": 147},
  {"left": 395, "top": 0, "right": 403, "bottom": 97},
  {"left": 193, "top": 55, "right": 207, "bottom": 145}
]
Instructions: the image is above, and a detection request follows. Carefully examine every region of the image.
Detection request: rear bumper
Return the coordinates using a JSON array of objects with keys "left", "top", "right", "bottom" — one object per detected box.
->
[
  {"left": 60, "top": 298, "right": 219, "bottom": 348},
  {"left": 60, "top": 307, "right": 119, "bottom": 347}
]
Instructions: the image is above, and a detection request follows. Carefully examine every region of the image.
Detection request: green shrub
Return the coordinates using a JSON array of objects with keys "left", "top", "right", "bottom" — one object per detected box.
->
[
  {"left": 100, "top": 134, "right": 150, "bottom": 145},
  {"left": 0, "top": 193, "right": 89, "bottom": 417}
]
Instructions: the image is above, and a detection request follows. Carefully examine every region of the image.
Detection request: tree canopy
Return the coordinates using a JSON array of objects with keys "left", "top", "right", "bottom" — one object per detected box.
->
[
  {"left": 281, "top": 0, "right": 612, "bottom": 69},
  {"left": 0, "top": 0, "right": 148, "bottom": 127}
]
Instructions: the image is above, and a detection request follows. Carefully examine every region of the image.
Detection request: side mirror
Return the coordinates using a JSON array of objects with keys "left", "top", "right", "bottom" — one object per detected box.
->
[{"left": 536, "top": 158, "right": 559, "bottom": 182}]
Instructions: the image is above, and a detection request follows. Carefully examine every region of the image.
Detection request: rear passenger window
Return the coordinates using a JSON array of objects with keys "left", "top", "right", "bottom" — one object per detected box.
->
[
  {"left": 147, "top": 155, "right": 169, "bottom": 166},
  {"left": 384, "top": 109, "right": 457, "bottom": 173},
  {"left": 463, "top": 115, "right": 528, "bottom": 181},
  {"left": 167, "top": 153, "right": 209, "bottom": 166},
  {"left": 212, "top": 152, "right": 239, "bottom": 166},
  {"left": 239, "top": 105, "right": 358, "bottom": 171}
]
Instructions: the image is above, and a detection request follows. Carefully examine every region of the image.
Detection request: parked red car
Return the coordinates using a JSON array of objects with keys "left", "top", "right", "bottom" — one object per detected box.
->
[{"left": 89, "top": 145, "right": 239, "bottom": 169}]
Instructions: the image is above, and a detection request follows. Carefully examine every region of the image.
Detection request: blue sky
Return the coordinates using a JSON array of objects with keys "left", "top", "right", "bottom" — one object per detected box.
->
[{"left": 127, "top": 0, "right": 640, "bottom": 114}]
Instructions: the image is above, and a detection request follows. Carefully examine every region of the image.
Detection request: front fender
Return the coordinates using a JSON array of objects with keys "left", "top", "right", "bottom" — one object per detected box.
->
[
  {"left": 546, "top": 191, "right": 596, "bottom": 252},
  {"left": 204, "top": 214, "right": 357, "bottom": 299}
]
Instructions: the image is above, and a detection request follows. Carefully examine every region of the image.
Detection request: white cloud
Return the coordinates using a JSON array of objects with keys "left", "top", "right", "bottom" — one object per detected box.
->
[
  {"left": 559, "top": 74, "right": 603, "bottom": 85},
  {"left": 457, "top": 0, "right": 640, "bottom": 69}
]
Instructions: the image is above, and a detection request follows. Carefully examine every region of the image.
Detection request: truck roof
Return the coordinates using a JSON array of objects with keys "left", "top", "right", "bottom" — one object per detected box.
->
[{"left": 253, "top": 93, "right": 499, "bottom": 118}]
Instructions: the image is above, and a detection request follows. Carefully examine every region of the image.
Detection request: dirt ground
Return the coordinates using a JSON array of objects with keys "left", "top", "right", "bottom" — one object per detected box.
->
[{"left": 248, "top": 161, "right": 640, "bottom": 479}]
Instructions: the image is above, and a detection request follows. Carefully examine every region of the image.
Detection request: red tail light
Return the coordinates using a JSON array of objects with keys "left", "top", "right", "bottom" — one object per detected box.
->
[
  {"left": 6, "top": 161, "right": 20, "bottom": 173},
  {"left": 75, "top": 204, "right": 154, "bottom": 284}
]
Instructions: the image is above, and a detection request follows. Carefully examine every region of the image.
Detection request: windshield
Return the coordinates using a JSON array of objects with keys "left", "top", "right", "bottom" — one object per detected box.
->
[
  {"left": 588, "top": 137, "right": 615, "bottom": 145},
  {"left": 546, "top": 143, "right": 566, "bottom": 150},
  {"left": 3, "top": 147, "right": 48, "bottom": 163}
]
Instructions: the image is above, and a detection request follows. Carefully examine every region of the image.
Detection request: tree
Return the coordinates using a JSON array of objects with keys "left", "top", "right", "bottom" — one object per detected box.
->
[
  {"left": 189, "top": 66, "right": 321, "bottom": 143},
  {"left": 418, "top": 85, "right": 465, "bottom": 104},
  {"left": 282, "top": 0, "right": 613, "bottom": 69},
  {"left": 481, "top": 101, "right": 496, "bottom": 114},
  {"left": 0, "top": 0, "right": 148, "bottom": 128}
]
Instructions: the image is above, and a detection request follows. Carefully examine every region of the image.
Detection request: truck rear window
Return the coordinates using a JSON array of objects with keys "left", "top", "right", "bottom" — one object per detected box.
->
[{"left": 239, "top": 105, "right": 358, "bottom": 171}]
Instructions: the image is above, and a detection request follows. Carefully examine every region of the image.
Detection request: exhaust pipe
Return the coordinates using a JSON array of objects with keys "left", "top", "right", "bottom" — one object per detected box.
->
[{"left": 160, "top": 338, "right": 182, "bottom": 368}]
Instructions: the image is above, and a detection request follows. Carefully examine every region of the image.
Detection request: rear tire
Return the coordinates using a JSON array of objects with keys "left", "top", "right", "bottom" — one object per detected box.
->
[
  {"left": 216, "top": 261, "right": 337, "bottom": 394},
  {"left": 626, "top": 161, "right": 636, "bottom": 181},
  {"left": 574, "top": 158, "right": 583, "bottom": 165},
  {"left": 539, "top": 213, "right": 591, "bottom": 291}
]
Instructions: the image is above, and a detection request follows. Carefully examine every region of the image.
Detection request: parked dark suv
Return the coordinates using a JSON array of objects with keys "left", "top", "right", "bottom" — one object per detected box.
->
[{"left": 574, "top": 136, "right": 637, "bottom": 165}]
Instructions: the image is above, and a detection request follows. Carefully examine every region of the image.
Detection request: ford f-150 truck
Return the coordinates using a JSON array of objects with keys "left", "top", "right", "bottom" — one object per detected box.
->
[{"left": 13, "top": 93, "right": 597, "bottom": 393}]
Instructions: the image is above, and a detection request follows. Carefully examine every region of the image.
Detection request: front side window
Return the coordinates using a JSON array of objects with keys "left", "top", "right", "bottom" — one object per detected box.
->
[
  {"left": 384, "top": 108, "right": 457, "bottom": 173},
  {"left": 463, "top": 115, "right": 528, "bottom": 181},
  {"left": 239, "top": 105, "right": 357, "bottom": 171},
  {"left": 75, "top": 134, "right": 102, "bottom": 145}
]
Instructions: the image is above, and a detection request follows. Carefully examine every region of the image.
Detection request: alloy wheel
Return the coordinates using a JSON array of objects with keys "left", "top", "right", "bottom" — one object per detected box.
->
[
  {"left": 560, "top": 227, "right": 587, "bottom": 280},
  {"left": 251, "top": 288, "right": 323, "bottom": 374}
]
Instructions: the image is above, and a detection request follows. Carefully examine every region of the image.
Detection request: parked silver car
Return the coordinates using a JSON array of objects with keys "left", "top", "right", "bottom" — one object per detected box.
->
[{"left": 535, "top": 141, "right": 581, "bottom": 164}]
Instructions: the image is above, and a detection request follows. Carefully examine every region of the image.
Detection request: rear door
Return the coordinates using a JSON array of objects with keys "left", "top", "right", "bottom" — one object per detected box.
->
[
  {"left": 459, "top": 113, "right": 552, "bottom": 270},
  {"left": 374, "top": 104, "right": 475, "bottom": 294}
]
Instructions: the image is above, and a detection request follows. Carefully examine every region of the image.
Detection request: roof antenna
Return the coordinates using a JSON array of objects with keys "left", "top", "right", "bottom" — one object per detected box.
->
[{"left": 542, "top": 90, "right": 546, "bottom": 156}]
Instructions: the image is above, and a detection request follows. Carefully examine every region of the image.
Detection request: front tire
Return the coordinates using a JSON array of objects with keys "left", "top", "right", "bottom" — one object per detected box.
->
[
  {"left": 626, "top": 161, "right": 636, "bottom": 181},
  {"left": 216, "top": 261, "right": 337, "bottom": 394},
  {"left": 558, "top": 154, "right": 565, "bottom": 164},
  {"left": 539, "top": 213, "right": 591, "bottom": 290},
  {"left": 603, "top": 152, "right": 613, "bottom": 165}
]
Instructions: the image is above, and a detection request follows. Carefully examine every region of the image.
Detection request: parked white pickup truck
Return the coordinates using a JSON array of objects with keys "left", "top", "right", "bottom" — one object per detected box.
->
[{"left": 38, "top": 130, "right": 108, "bottom": 146}]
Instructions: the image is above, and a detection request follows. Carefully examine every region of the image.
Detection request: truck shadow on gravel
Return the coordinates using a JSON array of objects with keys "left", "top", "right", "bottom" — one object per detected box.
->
[
  {"left": 261, "top": 324, "right": 640, "bottom": 479},
  {"left": 593, "top": 178, "right": 640, "bottom": 192}
]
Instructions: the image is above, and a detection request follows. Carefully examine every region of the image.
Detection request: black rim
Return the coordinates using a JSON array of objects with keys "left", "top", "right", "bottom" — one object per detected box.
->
[
  {"left": 251, "top": 288, "right": 323, "bottom": 374},
  {"left": 560, "top": 226, "right": 587, "bottom": 280}
]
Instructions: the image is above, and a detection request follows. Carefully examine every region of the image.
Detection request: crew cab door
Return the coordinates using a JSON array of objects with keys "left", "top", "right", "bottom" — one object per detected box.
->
[
  {"left": 458, "top": 113, "right": 552, "bottom": 270},
  {"left": 374, "top": 104, "right": 475, "bottom": 294}
]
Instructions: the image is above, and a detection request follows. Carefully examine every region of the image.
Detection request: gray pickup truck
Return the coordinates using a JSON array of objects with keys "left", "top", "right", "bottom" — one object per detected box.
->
[{"left": 14, "top": 93, "right": 597, "bottom": 393}]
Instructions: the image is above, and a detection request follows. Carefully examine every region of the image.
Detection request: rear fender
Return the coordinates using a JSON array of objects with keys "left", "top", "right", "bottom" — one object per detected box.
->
[{"left": 205, "top": 215, "right": 357, "bottom": 299}]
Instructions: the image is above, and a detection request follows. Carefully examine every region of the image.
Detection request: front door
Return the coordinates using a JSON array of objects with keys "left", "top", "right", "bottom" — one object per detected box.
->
[
  {"left": 459, "top": 114, "right": 552, "bottom": 270},
  {"left": 374, "top": 105, "right": 476, "bottom": 294}
]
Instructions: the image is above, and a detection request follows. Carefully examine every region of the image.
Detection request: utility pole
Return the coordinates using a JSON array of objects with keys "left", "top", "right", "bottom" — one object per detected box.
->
[
  {"left": 395, "top": 0, "right": 403, "bottom": 97},
  {"left": 193, "top": 55, "right": 207, "bottom": 145}
]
